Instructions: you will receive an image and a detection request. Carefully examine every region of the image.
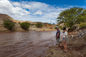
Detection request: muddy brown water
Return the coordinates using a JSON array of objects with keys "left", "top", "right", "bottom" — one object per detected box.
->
[{"left": 0, "top": 31, "right": 56, "bottom": 57}]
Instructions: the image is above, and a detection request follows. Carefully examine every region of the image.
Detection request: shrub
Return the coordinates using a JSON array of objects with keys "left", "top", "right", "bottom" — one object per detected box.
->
[
  {"left": 54, "top": 26, "right": 63, "bottom": 30},
  {"left": 68, "top": 26, "right": 77, "bottom": 32},
  {"left": 79, "top": 22, "right": 86, "bottom": 29},
  {"left": 59, "top": 26, "right": 63, "bottom": 29},
  {"left": 35, "top": 22, "right": 43, "bottom": 28},
  {"left": 20, "top": 22, "right": 30, "bottom": 30},
  {"left": 3, "top": 19, "right": 15, "bottom": 31}
]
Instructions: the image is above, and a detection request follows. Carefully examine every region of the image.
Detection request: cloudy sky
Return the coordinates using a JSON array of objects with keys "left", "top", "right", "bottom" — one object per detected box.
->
[{"left": 0, "top": 0, "right": 86, "bottom": 23}]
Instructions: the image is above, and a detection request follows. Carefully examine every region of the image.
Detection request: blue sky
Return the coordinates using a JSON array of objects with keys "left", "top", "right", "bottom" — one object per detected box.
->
[
  {"left": 0, "top": 0, "right": 86, "bottom": 23},
  {"left": 10, "top": 0, "right": 86, "bottom": 7}
]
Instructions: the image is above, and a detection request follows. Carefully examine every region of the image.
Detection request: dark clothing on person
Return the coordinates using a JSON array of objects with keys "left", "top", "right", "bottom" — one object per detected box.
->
[
  {"left": 56, "top": 30, "right": 60, "bottom": 39},
  {"left": 56, "top": 30, "right": 60, "bottom": 44}
]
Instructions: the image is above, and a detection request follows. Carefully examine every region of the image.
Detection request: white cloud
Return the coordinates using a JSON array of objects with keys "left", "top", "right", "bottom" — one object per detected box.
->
[
  {"left": 0, "top": 0, "right": 67, "bottom": 23},
  {"left": 23, "top": 4, "right": 31, "bottom": 9},
  {"left": 12, "top": 2, "right": 21, "bottom": 7},
  {"left": 34, "top": 10, "right": 43, "bottom": 15}
]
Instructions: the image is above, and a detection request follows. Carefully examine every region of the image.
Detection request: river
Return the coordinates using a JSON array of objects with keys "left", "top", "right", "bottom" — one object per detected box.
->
[{"left": 0, "top": 31, "right": 56, "bottom": 57}]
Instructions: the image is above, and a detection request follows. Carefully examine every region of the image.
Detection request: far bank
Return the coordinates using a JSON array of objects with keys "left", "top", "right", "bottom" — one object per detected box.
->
[{"left": 0, "top": 14, "right": 56, "bottom": 32}]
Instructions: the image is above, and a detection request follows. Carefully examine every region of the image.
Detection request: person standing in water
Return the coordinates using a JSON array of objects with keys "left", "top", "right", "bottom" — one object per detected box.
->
[
  {"left": 60, "top": 27, "right": 68, "bottom": 52},
  {"left": 56, "top": 26, "right": 60, "bottom": 45}
]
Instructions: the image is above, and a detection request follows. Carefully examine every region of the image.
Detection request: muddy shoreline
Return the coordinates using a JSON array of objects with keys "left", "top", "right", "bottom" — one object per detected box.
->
[{"left": 45, "top": 32, "right": 86, "bottom": 57}]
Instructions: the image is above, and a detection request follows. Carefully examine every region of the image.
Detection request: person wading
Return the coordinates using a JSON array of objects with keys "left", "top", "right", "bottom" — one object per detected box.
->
[{"left": 56, "top": 26, "right": 60, "bottom": 45}]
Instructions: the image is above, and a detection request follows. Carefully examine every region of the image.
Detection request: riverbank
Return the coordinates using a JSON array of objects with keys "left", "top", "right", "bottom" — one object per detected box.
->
[
  {"left": 45, "top": 29, "right": 86, "bottom": 57},
  {"left": 0, "top": 14, "right": 56, "bottom": 32},
  {"left": 29, "top": 28, "right": 56, "bottom": 32},
  {"left": 45, "top": 37, "right": 86, "bottom": 57},
  {"left": 0, "top": 23, "right": 56, "bottom": 32}
]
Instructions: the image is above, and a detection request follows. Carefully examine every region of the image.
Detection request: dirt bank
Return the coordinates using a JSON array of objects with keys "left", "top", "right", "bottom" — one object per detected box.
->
[{"left": 45, "top": 31, "right": 86, "bottom": 57}]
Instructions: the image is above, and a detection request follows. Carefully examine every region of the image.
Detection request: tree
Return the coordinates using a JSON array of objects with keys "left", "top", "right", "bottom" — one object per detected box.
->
[
  {"left": 4, "top": 19, "right": 15, "bottom": 31},
  {"left": 57, "top": 7, "right": 84, "bottom": 29},
  {"left": 35, "top": 22, "right": 43, "bottom": 28},
  {"left": 79, "top": 22, "right": 86, "bottom": 29},
  {"left": 78, "top": 9, "right": 86, "bottom": 22},
  {"left": 20, "top": 22, "right": 30, "bottom": 31}
]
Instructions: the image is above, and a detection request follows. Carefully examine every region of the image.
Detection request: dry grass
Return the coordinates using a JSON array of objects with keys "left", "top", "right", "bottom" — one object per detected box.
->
[{"left": 30, "top": 28, "right": 56, "bottom": 31}]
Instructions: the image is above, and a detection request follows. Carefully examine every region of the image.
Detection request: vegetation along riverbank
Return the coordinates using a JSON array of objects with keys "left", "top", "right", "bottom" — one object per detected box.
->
[{"left": 0, "top": 14, "right": 56, "bottom": 32}]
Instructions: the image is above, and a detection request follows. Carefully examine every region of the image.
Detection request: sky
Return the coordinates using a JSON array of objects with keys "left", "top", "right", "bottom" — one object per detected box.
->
[{"left": 0, "top": 0, "right": 86, "bottom": 24}]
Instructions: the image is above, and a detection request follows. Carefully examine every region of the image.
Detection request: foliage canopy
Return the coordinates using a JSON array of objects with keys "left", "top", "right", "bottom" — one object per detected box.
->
[{"left": 57, "top": 7, "right": 86, "bottom": 29}]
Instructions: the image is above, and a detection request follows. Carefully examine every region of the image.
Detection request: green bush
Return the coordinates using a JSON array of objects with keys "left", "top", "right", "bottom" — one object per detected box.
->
[
  {"left": 79, "top": 22, "right": 86, "bottom": 29},
  {"left": 20, "top": 22, "right": 30, "bottom": 30},
  {"left": 68, "top": 26, "right": 77, "bottom": 32},
  {"left": 59, "top": 26, "right": 63, "bottom": 29},
  {"left": 4, "top": 20, "right": 15, "bottom": 31},
  {"left": 35, "top": 22, "right": 43, "bottom": 28},
  {"left": 54, "top": 26, "right": 63, "bottom": 30}
]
